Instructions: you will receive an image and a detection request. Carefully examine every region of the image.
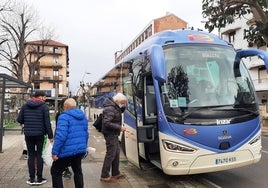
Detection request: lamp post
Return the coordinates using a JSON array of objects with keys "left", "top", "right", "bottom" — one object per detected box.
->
[{"left": 82, "top": 72, "right": 91, "bottom": 82}]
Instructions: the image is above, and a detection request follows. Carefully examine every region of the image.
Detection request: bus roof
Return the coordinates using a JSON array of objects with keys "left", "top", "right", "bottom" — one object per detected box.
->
[{"left": 121, "top": 29, "right": 230, "bottom": 63}]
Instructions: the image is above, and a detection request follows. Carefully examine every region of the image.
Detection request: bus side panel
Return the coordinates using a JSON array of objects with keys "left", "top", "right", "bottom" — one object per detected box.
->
[{"left": 124, "top": 111, "right": 141, "bottom": 168}]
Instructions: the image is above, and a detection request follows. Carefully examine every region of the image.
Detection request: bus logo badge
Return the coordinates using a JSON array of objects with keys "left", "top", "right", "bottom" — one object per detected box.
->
[
  {"left": 218, "top": 130, "right": 232, "bottom": 140},
  {"left": 183, "top": 128, "right": 197, "bottom": 135},
  {"left": 216, "top": 119, "right": 231, "bottom": 125}
]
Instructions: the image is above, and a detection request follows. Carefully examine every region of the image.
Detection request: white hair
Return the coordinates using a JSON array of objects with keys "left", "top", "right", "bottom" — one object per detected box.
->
[
  {"left": 64, "top": 98, "right": 77, "bottom": 109},
  {"left": 112, "top": 93, "right": 126, "bottom": 101}
]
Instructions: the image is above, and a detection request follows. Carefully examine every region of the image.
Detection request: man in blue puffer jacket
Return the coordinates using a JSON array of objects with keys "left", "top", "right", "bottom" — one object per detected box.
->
[{"left": 51, "top": 98, "right": 89, "bottom": 188}]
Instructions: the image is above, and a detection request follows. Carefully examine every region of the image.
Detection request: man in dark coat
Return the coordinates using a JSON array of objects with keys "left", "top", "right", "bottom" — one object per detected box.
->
[
  {"left": 100, "top": 93, "right": 127, "bottom": 183},
  {"left": 17, "top": 90, "right": 53, "bottom": 186}
]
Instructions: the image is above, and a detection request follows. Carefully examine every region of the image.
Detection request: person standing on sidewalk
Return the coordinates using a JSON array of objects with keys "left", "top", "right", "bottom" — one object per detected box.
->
[
  {"left": 17, "top": 90, "right": 54, "bottom": 186},
  {"left": 100, "top": 93, "right": 127, "bottom": 183},
  {"left": 51, "top": 98, "right": 89, "bottom": 188},
  {"left": 55, "top": 98, "right": 72, "bottom": 179}
]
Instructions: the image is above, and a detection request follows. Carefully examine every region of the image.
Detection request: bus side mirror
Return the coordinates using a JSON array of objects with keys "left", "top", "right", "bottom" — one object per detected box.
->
[
  {"left": 236, "top": 49, "right": 268, "bottom": 72},
  {"left": 148, "top": 45, "right": 167, "bottom": 82}
]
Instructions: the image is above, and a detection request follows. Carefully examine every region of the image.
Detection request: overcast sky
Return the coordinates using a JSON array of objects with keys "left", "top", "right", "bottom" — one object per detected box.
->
[{"left": 23, "top": 0, "right": 205, "bottom": 93}]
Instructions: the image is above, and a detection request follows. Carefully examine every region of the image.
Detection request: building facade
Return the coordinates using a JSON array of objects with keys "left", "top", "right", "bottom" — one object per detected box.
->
[
  {"left": 93, "top": 13, "right": 188, "bottom": 95},
  {"left": 23, "top": 39, "right": 69, "bottom": 98},
  {"left": 114, "top": 13, "right": 188, "bottom": 64}
]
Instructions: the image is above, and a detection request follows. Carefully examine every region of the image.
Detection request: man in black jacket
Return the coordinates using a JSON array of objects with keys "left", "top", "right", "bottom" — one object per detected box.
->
[
  {"left": 100, "top": 93, "right": 127, "bottom": 183},
  {"left": 17, "top": 91, "right": 53, "bottom": 186}
]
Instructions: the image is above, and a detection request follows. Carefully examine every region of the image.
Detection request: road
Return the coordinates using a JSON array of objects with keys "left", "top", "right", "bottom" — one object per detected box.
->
[{"left": 199, "top": 136, "right": 268, "bottom": 188}]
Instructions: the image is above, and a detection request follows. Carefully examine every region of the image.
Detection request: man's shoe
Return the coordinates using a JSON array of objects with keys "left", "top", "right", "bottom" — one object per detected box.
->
[
  {"left": 112, "top": 173, "right": 126, "bottom": 179},
  {"left": 36, "top": 178, "right": 47, "bottom": 185},
  {"left": 100, "top": 177, "right": 116, "bottom": 183},
  {"left": 26, "top": 178, "right": 35, "bottom": 185}
]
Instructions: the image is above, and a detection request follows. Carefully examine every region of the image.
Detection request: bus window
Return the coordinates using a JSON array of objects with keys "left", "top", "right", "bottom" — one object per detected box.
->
[
  {"left": 123, "top": 76, "right": 135, "bottom": 115},
  {"left": 145, "top": 85, "right": 156, "bottom": 117},
  {"left": 143, "top": 75, "right": 157, "bottom": 125},
  {"left": 161, "top": 44, "right": 258, "bottom": 117}
]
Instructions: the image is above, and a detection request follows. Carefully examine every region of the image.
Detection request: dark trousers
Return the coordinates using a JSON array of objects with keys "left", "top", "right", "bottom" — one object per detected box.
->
[
  {"left": 25, "top": 135, "right": 44, "bottom": 180},
  {"left": 51, "top": 153, "right": 84, "bottom": 188},
  {"left": 101, "top": 134, "right": 120, "bottom": 178}
]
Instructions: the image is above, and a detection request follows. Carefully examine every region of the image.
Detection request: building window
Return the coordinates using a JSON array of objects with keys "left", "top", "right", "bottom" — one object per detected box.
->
[
  {"left": 53, "top": 69, "right": 59, "bottom": 76},
  {"left": 53, "top": 56, "right": 58, "bottom": 64},
  {"left": 53, "top": 47, "right": 58, "bottom": 53},
  {"left": 34, "top": 83, "right": 40, "bottom": 89},
  {"left": 34, "top": 69, "right": 39, "bottom": 75},
  {"left": 228, "top": 31, "right": 236, "bottom": 43}
]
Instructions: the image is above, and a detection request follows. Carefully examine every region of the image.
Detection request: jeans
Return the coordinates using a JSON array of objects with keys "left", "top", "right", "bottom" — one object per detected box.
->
[
  {"left": 51, "top": 153, "right": 84, "bottom": 188},
  {"left": 25, "top": 135, "right": 45, "bottom": 180},
  {"left": 101, "top": 134, "right": 120, "bottom": 178}
]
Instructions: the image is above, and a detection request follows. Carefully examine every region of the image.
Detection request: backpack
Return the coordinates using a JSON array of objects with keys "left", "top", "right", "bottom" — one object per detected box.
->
[{"left": 92, "top": 113, "right": 103, "bottom": 132}]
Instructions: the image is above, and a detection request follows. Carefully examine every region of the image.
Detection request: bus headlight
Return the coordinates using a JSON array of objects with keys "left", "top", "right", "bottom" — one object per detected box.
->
[{"left": 162, "top": 140, "right": 197, "bottom": 153}]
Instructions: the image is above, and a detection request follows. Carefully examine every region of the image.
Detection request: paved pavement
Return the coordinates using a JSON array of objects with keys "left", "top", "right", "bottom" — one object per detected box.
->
[
  {"left": 2, "top": 122, "right": 201, "bottom": 188},
  {"left": 0, "top": 122, "right": 139, "bottom": 188},
  {"left": 1, "top": 110, "right": 268, "bottom": 188}
]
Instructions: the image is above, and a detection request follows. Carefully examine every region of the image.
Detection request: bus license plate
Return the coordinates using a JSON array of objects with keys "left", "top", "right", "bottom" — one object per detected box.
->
[{"left": 215, "top": 157, "right": 236, "bottom": 165}]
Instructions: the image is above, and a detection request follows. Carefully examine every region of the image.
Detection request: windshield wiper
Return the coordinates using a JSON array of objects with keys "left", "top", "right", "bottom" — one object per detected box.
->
[
  {"left": 213, "top": 107, "right": 259, "bottom": 115},
  {"left": 182, "top": 108, "right": 207, "bottom": 119}
]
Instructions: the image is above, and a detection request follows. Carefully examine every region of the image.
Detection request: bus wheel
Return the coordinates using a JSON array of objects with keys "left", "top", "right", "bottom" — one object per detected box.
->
[{"left": 120, "top": 132, "right": 126, "bottom": 156}]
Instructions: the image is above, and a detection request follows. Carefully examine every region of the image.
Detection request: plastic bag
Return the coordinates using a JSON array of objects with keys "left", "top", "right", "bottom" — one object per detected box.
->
[
  {"left": 83, "top": 147, "right": 96, "bottom": 159},
  {"left": 42, "top": 142, "right": 53, "bottom": 166}
]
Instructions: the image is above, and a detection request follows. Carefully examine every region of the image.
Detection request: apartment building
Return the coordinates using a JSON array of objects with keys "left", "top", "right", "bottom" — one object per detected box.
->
[
  {"left": 93, "top": 13, "right": 188, "bottom": 95},
  {"left": 114, "top": 13, "right": 187, "bottom": 64},
  {"left": 219, "top": 14, "right": 268, "bottom": 118},
  {"left": 23, "top": 39, "right": 69, "bottom": 98}
]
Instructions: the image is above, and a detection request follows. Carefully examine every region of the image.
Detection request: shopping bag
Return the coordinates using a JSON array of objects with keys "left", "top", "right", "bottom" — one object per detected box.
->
[
  {"left": 42, "top": 141, "right": 53, "bottom": 166},
  {"left": 83, "top": 147, "right": 96, "bottom": 159},
  {"left": 92, "top": 113, "right": 103, "bottom": 132}
]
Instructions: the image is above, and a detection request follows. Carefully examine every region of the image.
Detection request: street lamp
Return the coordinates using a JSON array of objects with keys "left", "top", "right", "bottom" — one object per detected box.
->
[{"left": 82, "top": 72, "right": 91, "bottom": 82}]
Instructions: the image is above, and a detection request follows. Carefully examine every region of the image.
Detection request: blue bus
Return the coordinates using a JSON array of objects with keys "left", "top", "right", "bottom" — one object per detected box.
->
[{"left": 101, "top": 29, "right": 268, "bottom": 175}]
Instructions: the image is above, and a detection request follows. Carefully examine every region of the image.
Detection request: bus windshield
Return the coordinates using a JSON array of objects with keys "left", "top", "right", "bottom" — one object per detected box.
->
[{"left": 160, "top": 44, "right": 258, "bottom": 122}]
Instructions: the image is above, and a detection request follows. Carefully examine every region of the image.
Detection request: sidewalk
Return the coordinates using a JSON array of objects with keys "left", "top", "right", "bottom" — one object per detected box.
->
[
  {"left": 0, "top": 123, "right": 170, "bottom": 188},
  {"left": 262, "top": 126, "right": 268, "bottom": 136}
]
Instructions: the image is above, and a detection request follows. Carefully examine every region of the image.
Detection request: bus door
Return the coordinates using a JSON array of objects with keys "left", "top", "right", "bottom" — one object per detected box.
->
[
  {"left": 137, "top": 75, "right": 160, "bottom": 167},
  {"left": 122, "top": 76, "right": 141, "bottom": 168}
]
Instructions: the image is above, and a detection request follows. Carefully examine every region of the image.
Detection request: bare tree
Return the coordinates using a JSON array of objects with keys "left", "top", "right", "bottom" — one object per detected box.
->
[
  {"left": 0, "top": 0, "right": 54, "bottom": 84},
  {"left": 0, "top": 1, "right": 12, "bottom": 46}
]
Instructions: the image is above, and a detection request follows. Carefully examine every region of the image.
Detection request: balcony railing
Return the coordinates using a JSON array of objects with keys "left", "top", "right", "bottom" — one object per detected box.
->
[
  {"left": 252, "top": 78, "right": 268, "bottom": 91},
  {"left": 29, "top": 48, "right": 62, "bottom": 55},
  {"left": 39, "top": 61, "right": 63, "bottom": 68},
  {"left": 33, "top": 75, "right": 63, "bottom": 81}
]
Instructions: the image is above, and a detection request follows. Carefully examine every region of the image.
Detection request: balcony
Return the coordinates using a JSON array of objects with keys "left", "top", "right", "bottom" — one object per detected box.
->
[
  {"left": 39, "top": 61, "right": 63, "bottom": 68},
  {"left": 49, "top": 48, "right": 62, "bottom": 55},
  {"left": 29, "top": 47, "right": 62, "bottom": 55},
  {"left": 38, "top": 75, "right": 63, "bottom": 82},
  {"left": 252, "top": 78, "right": 268, "bottom": 91}
]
